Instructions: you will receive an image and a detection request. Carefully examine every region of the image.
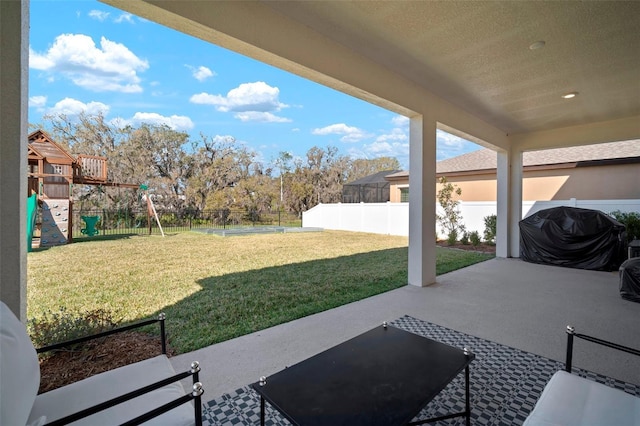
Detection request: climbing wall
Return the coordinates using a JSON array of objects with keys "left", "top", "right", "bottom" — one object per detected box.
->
[{"left": 40, "top": 199, "right": 70, "bottom": 247}]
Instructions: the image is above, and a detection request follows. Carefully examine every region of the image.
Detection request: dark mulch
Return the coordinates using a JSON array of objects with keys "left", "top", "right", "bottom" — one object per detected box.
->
[{"left": 38, "top": 331, "right": 175, "bottom": 394}]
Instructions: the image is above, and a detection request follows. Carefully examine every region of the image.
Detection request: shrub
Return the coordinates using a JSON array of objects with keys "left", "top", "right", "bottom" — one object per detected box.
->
[
  {"left": 460, "top": 231, "right": 470, "bottom": 245},
  {"left": 447, "top": 229, "right": 458, "bottom": 246},
  {"left": 483, "top": 214, "right": 497, "bottom": 244},
  {"left": 610, "top": 210, "right": 640, "bottom": 242},
  {"left": 437, "top": 177, "right": 465, "bottom": 239},
  {"left": 134, "top": 215, "right": 148, "bottom": 228},
  {"left": 28, "top": 307, "right": 121, "bottom": 350},
  {"left": 470, "top": 231, "right": 481, "bottom": 247}
]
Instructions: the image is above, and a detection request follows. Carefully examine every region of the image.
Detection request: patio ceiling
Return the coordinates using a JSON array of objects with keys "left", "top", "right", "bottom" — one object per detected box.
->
[{"left": 103, "top": 1, "right": 640, "bottom": 145}]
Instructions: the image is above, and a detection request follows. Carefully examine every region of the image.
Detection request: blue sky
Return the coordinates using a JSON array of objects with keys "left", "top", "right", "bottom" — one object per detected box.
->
[{"left": 28, "top": 0, "right": 480, "bottom": 171}]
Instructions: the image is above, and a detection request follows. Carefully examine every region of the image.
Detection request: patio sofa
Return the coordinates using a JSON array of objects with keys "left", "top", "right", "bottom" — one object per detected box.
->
[
  {"left": 523, "top": 326, "right": 640, "bottom": 425},
  {"left": 0, "top": 302, "right": 203, "bottom": 425}
]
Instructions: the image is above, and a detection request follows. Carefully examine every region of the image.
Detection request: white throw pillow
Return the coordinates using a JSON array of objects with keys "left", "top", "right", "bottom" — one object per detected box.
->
[{"left": 0, "top": 302, "right": 41, "bottom": 426}]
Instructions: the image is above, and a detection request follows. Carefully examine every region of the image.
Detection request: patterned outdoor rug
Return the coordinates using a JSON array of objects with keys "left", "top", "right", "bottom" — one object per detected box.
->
[{"left": 201, "top": 315, "right": 640, "bottom": 425}]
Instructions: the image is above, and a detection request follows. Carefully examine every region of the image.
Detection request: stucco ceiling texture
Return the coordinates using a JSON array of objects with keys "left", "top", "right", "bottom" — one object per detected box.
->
[{"left": 265, "top": 1, "right": 640, "bottom": 134}]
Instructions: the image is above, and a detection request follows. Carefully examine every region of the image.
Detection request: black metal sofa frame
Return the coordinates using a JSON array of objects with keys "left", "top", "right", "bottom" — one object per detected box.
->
[
  {"left": 34, "top": 313, "right": 203, "bottom": 426},
  {"left": 523, "top": 325, "right": 640, "bottom": 425}
]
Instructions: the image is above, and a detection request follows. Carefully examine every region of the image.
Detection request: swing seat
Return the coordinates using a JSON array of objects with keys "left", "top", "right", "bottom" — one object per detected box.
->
[{"left": 80, "top": 215, "right": 100, "bottom": 236}]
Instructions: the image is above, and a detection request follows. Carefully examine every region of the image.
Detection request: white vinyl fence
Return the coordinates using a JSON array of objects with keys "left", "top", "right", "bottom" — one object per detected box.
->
[{"left": 302, "top": 199, "right": 640, "bottom": 238}]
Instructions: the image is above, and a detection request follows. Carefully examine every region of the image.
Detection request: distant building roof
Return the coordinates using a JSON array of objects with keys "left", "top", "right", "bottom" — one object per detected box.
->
[
  {"left": 345, "top": 170, "right": 402, "bottom": 186},
  {"left": 386, "top": 140, "right": 640, "bottom": 179},
  {"left": 385, "top": 170, "right": 409, "bottom": 180}
]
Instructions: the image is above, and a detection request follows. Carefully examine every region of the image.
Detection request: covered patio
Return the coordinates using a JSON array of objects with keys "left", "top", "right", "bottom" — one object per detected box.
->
[
  {"left": 0, "top": 1, "right": 638, "bottom": 423},
  {"left": 173, "top": 258, "right": 640, "bottom": 399}
]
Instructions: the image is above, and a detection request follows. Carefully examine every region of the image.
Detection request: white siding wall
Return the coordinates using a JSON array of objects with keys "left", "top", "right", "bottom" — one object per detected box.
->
[{"left": 302, "top": 199, "right": 640, "bottom": 238}]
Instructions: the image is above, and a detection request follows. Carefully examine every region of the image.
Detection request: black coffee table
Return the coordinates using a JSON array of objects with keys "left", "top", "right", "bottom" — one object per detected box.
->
[{"left": 251, "top": 323, "right": 475, "bottom": 425}]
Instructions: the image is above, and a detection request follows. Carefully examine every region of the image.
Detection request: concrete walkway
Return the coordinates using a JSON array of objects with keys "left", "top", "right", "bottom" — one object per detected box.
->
[{"left": 171, "top": 258, "right": 640, "bottom": 400}]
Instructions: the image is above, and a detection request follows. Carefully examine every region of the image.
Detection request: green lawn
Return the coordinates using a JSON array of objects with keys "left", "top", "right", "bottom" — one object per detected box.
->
[{"left": 27, "top": 231, "right": 493, "bottom": 353}]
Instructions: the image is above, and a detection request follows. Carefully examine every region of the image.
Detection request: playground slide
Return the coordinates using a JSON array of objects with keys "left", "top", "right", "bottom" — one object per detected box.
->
[{"left": 27, "top": 193, "right": 37, "bottom": 252}]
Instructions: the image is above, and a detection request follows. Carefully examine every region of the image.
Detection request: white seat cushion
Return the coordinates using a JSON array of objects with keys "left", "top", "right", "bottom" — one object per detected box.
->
[
  {"left": 29, "top": 355, "right": 196, "bottom": 426},
  {"left": 0, "top": 302, "right": 41, "bottom": 426},
  {"left": 523, "top": 370, "right": 640, "bottom": 426}
]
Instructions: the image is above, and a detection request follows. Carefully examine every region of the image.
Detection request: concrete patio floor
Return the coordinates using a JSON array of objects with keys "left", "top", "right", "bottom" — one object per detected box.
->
[{"left": 171, "top": 257, "right": 640, "bottom": 400}]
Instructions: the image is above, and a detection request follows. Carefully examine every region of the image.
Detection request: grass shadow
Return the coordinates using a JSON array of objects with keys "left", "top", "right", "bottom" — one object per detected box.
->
[
  {"left": 71, "top": 234, "right": 141, "bottom": 244},
  {"left": 152, "top": 247, "right": 493, "bottom": 353}
]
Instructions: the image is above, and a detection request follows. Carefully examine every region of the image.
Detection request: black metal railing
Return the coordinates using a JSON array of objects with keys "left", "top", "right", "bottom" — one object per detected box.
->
[{"left": 72, "top": 208, "right": 302, "bottom": 237}]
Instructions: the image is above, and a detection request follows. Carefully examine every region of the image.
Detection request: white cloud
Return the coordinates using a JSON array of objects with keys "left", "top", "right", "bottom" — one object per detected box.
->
[
  {"left": 348, "top": 139, "right": 410, "bottom": 170},
  {"left": 88, "top": 10, "right": 110, "bottom": 21},
  {"left": 190, "top": 81, "right": 290, "bottom": 122},
  {"left": 118, "top": 112, "right": 194, "bottom": 131},
  {"left": 363, "top": 140, "right": 409, "bottom": 158},
  {"left": 235, "top": 111, "right": 291, "bottom": 123},
  {"left": 391, "top": 115, "right": 410, "bottom": 127},
  {"left": 437, "top": 129, "right": 467, "bottom": 148},
  {"left": 343, "top": 114, "right": 477, "bottom": 168},
  {"left": 343, "top": 115, "right": 411, "bottom": 167},
  {"left": 114, "top": 13, "right": 134, "bottom": 24},
  {"left": 435, "top": 129, "right": 481, "bottom": 160},
  {"left": 375, "top": 127, "right": 408, "bottom": 143},
  {"left": 46, "top": 97, "right": 110, "bottom": 117},
  {"left": 29, "top": 95, "right": 47, "bottom": 108},
  {"left": 29, "top": 46, "right": 54, "bottom": 69},
  {"left": 211, "top": 135, "right": 236, "bottom": 143},
  {"left": 312, "top": 123, "right": 371, "bottom": 143},
  {"left": 187, "top": 65, "right": 215, "bottom": 82},
  {"left": 29, "top": 34, "right": 149, "bottom": 93},
  {"left": 87, "top": 10, "right": 138, "bottom": 24},
  {"left": 190, "top": 92, "right": 218, "bottom": 104}
]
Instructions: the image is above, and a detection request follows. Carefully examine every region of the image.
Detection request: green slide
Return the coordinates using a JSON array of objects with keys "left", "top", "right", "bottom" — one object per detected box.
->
[{"left": 27, "top": 194, "right": 37, "bottom": 252}]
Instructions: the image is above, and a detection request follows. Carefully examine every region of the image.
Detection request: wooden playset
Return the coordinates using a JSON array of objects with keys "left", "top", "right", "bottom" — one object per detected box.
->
[{"left": 27, "top": 130, "right": 137, "bottom": 248}]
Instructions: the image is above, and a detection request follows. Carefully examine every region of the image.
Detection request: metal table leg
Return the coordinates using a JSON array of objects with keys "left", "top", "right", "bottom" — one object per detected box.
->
[{"left": 465, "top": 365, "right": 471, "bottom": 426}]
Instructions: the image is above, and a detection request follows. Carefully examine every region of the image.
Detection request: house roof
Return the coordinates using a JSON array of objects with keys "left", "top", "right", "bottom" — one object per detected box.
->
[
  {"left": 386, "top": 140, "right": 640, "bottom": 179},
  {"left": 438, "top": 140, "right": 640, "bottom": 173}
]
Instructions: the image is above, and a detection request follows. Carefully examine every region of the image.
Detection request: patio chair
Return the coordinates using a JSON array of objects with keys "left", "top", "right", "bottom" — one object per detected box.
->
[
  {"left": 0, "top": 302, "right": 204, "bottom": 426},
  {"left": 523, "top": 325, "right": 640, "bottom": 425}
]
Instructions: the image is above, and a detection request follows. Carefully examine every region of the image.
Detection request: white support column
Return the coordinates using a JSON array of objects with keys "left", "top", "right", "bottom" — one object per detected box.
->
[
  {"left": 496, "top": 147, "right": 523, "bottom": 258},
  {"left": 508, "top": 149, "right": 523, "bottom": 258},
  {"left": 495, "top": 150, "right": 510, "bottom": 258},
  {"left": 0, "top": 0, "right": 29, "bottom": 320},
  {"left": 408, "top": 115, "right": 437, "bottom": 287}
]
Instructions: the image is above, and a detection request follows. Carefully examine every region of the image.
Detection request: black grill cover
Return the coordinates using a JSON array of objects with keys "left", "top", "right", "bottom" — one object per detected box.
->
[
  {"left": 619, "top": 258, "right": 640, "bottom": 302},
  {"left": 519, "top": 206, "right": 626, "bottom": 271}
]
